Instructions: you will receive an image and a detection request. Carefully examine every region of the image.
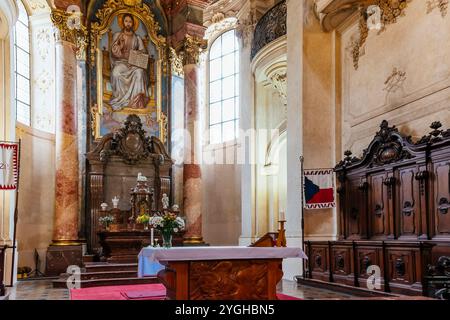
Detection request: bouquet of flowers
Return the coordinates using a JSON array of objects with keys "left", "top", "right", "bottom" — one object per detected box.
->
[
  {"left": 99, "top": 215, "right": 114, "bottom": 229},
  {"left": 136, "top": 213, "right": 150, "bottom": 229},
  {"left": 150, "top": 212, "right": 185, "bottom": 248},
  {"left": 136, "top": 214, "right": 150, "bottom": 225}
]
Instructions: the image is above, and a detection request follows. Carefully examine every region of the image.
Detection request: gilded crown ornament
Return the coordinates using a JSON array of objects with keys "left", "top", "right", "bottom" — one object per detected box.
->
[{"left": 51, "top": 9, "right": 88, "bottom": 60}]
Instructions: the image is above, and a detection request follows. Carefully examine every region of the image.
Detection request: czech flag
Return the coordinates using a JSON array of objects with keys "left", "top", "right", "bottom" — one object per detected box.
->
[{"left": 303, "top": 169, "right": 335, "bottom": 209}]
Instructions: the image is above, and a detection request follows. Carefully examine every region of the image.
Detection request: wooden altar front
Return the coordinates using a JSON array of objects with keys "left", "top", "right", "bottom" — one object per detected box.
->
[
  {"left": 86, "top": 115, "right": 174, "bottom": 254},
  {"left": 139, "top": 247, "right": 306, "bottom": 300}
]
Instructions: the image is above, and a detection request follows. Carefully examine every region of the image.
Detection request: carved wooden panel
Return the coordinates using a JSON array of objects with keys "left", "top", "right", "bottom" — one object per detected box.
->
[
  {"left": 330, "top": 245, "right": 354, "bottom": 286},
  {"left": 308, "top": 243, "right": 330, "bottom": 282},
  {"left": 345, "top": 177, "right": 367, "bottom": 239},
  {"left": 386, "top": 250, "right": 413, "bottom": 286},
  {"left": 368, "top": 173, "right": 388, "bottom": 238},
  {"left": 397, "top": 167, "right": 420, "bottom": 239},
  {"left": 433, "top": 161, "right": 450, "bottom": 238},
  {"left": 189, "top": 260, "right": 282, "bottom": 300}
]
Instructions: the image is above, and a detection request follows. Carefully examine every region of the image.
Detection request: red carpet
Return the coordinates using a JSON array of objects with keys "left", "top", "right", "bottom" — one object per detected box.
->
[
  {"left": 70, "top": 283, "right": 166, "bottom": 300},
  {"left": 70, "top": 284, "right": 301, "bottom": 300}
]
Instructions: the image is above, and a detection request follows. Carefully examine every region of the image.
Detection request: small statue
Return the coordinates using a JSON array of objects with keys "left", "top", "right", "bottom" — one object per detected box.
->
[
  {"left": 137, "top": 172, "right": 147, "bottom": 182},
  {"left": 100, "top": 203, "right": 108, "bottom": 211},
  {"left": 112, "top": 196, "right": 119, "bottom": 209},
  {"left": 162, "top": 193, "right": 169, "bottom": 210}
]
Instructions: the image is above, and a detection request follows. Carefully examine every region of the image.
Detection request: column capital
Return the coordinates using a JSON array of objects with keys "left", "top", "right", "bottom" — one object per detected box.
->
[
  {"left": 180, "top": 34, "right": 208, "bottom": 66},
  {"left": 50, "top": 9, "right": 88, "bottom": 61}
]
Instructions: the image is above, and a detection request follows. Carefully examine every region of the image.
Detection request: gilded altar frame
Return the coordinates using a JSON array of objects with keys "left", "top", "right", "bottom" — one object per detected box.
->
[{"left": 89, "top": 0, "right": 168, "bottom": 142}]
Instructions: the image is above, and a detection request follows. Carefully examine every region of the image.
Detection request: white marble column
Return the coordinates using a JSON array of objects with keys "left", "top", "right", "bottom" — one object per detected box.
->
[
  {"left": 238, "top": 39, "right": 256, "bottom": 246},
  {"left": 284, "top": 0, "right": 304, "bottom": 280}
]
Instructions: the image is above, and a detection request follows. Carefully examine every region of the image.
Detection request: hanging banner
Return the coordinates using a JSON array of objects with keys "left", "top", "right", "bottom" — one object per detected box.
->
[
  {"left": 0, "top": 142, "right": 19, "bottom": 190},
  {"left": 303, "top": 169, "right": 335, "bottom": 209}
]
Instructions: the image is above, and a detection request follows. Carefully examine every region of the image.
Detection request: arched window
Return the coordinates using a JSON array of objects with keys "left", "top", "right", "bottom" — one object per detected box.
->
[
  {"left": 208, "top": 29, "right": 239, "bottom": 144},
  {"left": 14, "top": 0, "right": 31, "bottom": 126}
]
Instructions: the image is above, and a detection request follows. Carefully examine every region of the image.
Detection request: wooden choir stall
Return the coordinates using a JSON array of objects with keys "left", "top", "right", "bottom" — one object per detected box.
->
[
  {"left": 304, "top": 120, "right": 450, "bottom": 296},
  {"left": 86, "top": 115, "right": 183, "bottom": 263}
]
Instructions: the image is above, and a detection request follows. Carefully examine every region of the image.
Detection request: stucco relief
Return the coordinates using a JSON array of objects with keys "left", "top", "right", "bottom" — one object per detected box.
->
[
  {"left": 341, "top": 0, "right": 450, "bottom": 156},
  {"left": 36, "top": 28, "right": 51, "bottom": 60},
  {"left": 35, "top": 70, "right": 54, "bottom": 94}
]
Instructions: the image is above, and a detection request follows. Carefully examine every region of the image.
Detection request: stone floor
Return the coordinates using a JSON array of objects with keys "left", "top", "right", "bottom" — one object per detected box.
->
[{"left": 5, "top": 279, "right": 354, "bottom": 300}]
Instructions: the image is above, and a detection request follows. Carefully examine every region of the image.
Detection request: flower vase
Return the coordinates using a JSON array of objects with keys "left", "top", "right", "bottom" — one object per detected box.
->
[{"left": 162, "top": 232, "right": 173, "bottom": 249}]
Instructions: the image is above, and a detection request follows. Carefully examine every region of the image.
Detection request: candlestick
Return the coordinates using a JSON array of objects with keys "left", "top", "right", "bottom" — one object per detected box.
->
[{"left": 151, "top": 228, "right": 154, "bottom": 246}]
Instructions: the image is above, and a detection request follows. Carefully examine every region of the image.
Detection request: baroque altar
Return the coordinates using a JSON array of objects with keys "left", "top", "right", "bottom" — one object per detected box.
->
[{"left": 86, "top": 114, "right": 177, "bottom": 257}]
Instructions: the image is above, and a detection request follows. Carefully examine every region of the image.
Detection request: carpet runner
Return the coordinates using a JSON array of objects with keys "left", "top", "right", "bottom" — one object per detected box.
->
[{"left": 70, "top": 284, "right": 301, "bottom": 300}]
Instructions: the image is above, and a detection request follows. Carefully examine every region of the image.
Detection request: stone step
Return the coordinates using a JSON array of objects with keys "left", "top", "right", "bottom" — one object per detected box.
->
[
  {"left": 83, "top": 262, "right": 138, "bottom": 273},
  {"left": 81, "top": 270, "right": 138, "bottom": 280},
  {"left": 53, "top": 276, "right": 158, "bottom": 289}
]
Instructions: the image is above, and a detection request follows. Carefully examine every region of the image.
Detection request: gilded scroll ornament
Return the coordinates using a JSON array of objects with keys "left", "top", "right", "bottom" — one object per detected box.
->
[
  {"left": 170, "top": 47, "right": 184, "bottom": 77},
  {"left": 180, "top": 35, "right": 208, "bottom": 66},
  {"left": 51, "top": 9, "right": 88, "bottom": 60},
  {"left": 352, "top": 0, "right": 411, "bottom": 70}
]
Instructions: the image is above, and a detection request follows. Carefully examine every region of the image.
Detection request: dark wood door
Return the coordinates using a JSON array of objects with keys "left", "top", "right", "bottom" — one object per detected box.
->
[
  {"left": 432, "top": 160, "right": 450, "bottom": 239},
  {"left": 396, "top": 167, "right": 421, "bottom": 239},
  {"left": 368, "top": 172, "right": 393, "bottom": 239},
  {"left": 345, "top": 177, "right": 367, "bottom": 239}
]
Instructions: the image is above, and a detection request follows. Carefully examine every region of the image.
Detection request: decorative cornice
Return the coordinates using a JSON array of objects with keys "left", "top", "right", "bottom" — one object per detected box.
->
[
  {"left": 51, "top": 9, "right": 88, "bottom": 60},
  {"left": 180, "top": 34, "right": 208, "bottom": 66},
  {"left": 204, "top": 16, "right": 238, "bottom": 41}
]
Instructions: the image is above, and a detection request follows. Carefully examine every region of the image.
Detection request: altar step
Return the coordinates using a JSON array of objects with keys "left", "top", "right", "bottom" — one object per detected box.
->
[{"left": 52, "top": 262, "right": 159, "bottom": 288}]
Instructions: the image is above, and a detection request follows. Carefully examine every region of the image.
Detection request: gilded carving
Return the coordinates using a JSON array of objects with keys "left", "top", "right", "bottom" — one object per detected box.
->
[
  {"left": 180, "top": 34, "right": 208, "bottom": 66},
  {"left": 352, "top": 0, "right": 410, "bottom": 70},
  {"left": 427, "top": 0, "right": 449, "bottom": 17},
  {"left": 51, "top": 9, "right": 88, "bottom": 60},
  {"left": 169, "top": 47, "right": 184, "bottom": 77}
]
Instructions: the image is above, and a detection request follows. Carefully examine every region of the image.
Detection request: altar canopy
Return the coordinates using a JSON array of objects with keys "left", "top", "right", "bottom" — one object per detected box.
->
[{"left": 0, "top": 142, "right": 19, "bottom": 190}]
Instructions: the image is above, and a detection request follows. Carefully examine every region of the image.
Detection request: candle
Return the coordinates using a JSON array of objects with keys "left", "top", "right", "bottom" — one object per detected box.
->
[
  {"left": 151, "top": 228, "right": 154, "bottom": 246},
  {"left": 279, "top": 211, "right": 285, "bottom": 221}
]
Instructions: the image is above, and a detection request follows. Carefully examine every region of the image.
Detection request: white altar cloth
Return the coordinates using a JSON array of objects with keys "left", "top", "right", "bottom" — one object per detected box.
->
[{"left": 137, "top": 246, "right": 307, "bottom": 278}]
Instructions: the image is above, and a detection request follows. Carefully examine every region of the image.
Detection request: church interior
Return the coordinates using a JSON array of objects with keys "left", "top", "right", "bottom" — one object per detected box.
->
[{"left": 1, "top": 0, "right": 450, "bottom": 301}]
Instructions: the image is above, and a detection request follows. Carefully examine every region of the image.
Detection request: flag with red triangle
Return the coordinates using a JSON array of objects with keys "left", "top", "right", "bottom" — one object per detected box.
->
[{"left": 303, "top": 169, "right": 335, "bottom": 209}]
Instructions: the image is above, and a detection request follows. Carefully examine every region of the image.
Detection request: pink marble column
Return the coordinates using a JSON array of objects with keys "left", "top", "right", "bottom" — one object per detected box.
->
[
  {"left": 183, "top": 62, "right": 204, "bottom": 245},
  {"left": 52, "top": 39, "right": 80, "bottom": 245}
]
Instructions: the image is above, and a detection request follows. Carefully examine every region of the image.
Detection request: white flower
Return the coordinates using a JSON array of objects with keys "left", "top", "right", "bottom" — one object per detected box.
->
[{"left": 174, "top": 228, "right": 178, "bottom": 233}]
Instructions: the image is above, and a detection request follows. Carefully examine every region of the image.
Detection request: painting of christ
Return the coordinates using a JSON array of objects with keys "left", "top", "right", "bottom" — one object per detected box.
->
[{"left": 110, "top": 13, "right": 149, "bottom": 110}]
